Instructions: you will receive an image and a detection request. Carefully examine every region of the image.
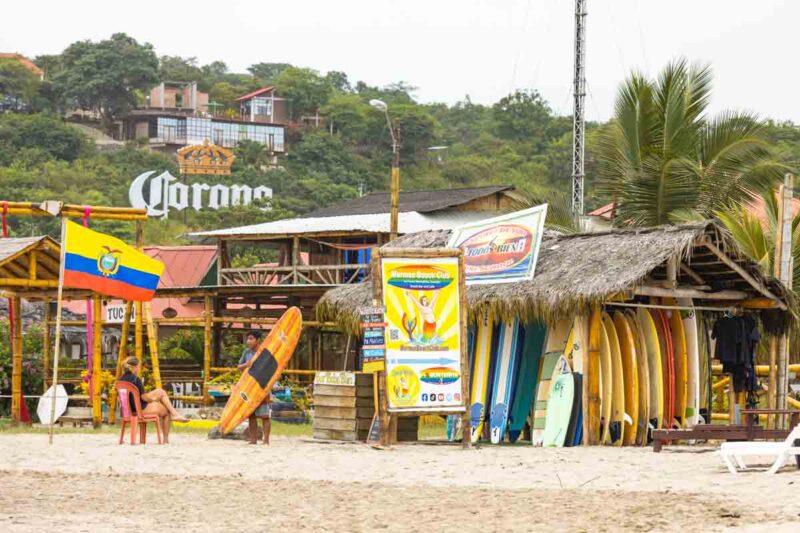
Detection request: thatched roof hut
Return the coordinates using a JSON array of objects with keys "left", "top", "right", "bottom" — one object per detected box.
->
[{"left": 316, "top": 221, "right": 794, "bottom": 336}]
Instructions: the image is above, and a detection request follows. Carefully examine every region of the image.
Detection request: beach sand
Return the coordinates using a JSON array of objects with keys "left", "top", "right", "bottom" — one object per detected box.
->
[{"left": 1, "top": 433, "right": 799, "bottom": 532}]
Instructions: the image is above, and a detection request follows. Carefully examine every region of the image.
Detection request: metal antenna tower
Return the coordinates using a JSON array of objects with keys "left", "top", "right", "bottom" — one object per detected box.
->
[{"left": 571, "top": 0, "right": 587, "bottom": 216}]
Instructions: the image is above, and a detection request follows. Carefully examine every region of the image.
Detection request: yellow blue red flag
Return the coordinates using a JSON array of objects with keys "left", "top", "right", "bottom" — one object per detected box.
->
[{"left": 62, "top": 220, "right": 164, "bottom": 301}]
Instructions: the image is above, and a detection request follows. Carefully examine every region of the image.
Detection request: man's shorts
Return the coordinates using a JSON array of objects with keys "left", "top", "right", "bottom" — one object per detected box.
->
[{"left": 253, "top": 403, "right": 272, "bottom": 418}]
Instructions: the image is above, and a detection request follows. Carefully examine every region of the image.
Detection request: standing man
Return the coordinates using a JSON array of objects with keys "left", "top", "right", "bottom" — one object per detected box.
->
[{"left": 237, "top": 330, "right": 272, "bottom": 445}]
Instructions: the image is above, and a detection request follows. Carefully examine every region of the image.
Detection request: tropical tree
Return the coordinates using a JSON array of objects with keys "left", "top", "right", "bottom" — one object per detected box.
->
[
  {"left": 715, "top": 190, "right": 800, "bottom": 290},
  {"left": 597, "top": 59, "right": 786, "bottom": 227}
]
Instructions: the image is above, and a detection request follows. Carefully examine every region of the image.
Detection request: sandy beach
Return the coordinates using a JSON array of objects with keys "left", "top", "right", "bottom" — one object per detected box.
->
[{"left": 1, "top": 432, "right": 799, "bottom": 532}]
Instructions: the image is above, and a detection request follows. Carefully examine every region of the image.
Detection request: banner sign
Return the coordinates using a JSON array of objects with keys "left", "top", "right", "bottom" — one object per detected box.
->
[
  {"left": 129, "top": 170, "right": 272, "bottom": 219},
  {"left": 447, "top": 204, "right": 548, "bottom": 285},
  {"left": 314, "top": 371, "right": 356, "bottom": 387},
  {"left": 104, "top": 303, "right": 136, "bottom": 324},
  {"left": 359, "top": 306, "right": 386, "bottom": 373},
  {"left": 381, "top": 257, "right": 464, "bottom": 412}
]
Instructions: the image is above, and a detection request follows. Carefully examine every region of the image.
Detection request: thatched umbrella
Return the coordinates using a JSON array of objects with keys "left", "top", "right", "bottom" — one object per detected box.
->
[{"left": 317, "top": 221, "right": 795, "bottom": 336}]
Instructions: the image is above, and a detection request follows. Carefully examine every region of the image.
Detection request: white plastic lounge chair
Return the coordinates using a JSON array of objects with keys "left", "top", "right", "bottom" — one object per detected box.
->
[{"left": 720, "top": 423, "right": 800, "bottom": 474}]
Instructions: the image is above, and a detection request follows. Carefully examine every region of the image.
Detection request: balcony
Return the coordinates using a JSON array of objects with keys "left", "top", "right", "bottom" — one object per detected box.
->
[{"left": 219, "top": 263, "right": 370, "bottom": 286}]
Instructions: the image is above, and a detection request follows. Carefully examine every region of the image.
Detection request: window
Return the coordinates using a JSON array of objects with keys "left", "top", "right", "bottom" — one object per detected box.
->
[{"left": 252, "top": 97, "right": 272, "bottom": 116}]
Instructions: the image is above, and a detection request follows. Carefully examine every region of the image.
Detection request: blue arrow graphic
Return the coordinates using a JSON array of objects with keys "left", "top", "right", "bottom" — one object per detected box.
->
[{"left": 390, "top": 357, "right": 458, "bottom": 365}]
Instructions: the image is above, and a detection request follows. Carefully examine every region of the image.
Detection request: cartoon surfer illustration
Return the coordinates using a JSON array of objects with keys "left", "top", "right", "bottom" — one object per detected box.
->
[{"left": 405, "top": 290, "right": 438, "bottom": 341}]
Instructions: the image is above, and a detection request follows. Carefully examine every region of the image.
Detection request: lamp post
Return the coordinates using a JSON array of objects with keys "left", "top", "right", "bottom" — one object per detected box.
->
[{"left": 370, "top": 99, "right": 400, "bottom": 240}]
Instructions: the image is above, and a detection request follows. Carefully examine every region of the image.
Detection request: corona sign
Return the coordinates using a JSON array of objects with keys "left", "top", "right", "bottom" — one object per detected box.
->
[{"left": 129, "top": 170, "right": 272, "bottom": 219}]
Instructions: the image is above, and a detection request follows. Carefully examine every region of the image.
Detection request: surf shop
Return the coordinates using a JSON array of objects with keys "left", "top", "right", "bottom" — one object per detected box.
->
[{"left": 317, "top": 218, "right": 795, "bottom": 446}]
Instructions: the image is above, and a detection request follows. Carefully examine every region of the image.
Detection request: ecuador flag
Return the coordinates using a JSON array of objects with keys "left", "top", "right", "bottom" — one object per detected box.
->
[{"left": 62, "top": 220, "right": 164, "bottom": 301}]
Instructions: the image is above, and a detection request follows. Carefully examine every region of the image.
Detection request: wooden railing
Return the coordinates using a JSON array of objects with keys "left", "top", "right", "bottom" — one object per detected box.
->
[{"left": 219, "top": 263, "right": 370, "bottom": 286}]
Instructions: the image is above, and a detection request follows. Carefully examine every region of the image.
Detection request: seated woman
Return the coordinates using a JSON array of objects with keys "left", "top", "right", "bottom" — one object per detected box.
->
[{"left": 118, "top": 356, "right": 188, "bottom": 443}]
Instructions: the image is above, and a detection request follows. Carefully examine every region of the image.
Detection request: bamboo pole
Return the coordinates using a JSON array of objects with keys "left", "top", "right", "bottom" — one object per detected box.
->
[
  {"left": 203, "top": 295, "right": 213, "bottom": 404},
  {"left": 48, "top": 219, "right": 67, "bottom": 445},
  {"left": 42, "top": 299, "right": 51, "bottom": 393},
  {"left": 108, "top": 301, "right": 132, "bottom": 425},
  {"left": 10, "top": 297, "right": 22, "bottom": 423},
  {"left": 134, "top": 221, "right": 144, "bottom": 364},
  {"left": 143, "top": 302, "right": 162, "bottom": 389},
  {"left": 457, "top": 250, "right": 471, "bottom": 449},
  {"left": 91, "top": 297, "right": 102, "bottom": 427}
]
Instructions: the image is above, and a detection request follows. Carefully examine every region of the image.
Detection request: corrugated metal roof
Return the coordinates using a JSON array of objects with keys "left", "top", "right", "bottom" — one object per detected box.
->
[
  {"left": 190, "top": 211, "right": 494, "bottom": 239},
  {"left": 235, "top": 86, "right": 275, "bottom": 102},
  {"left": 303, "top": 185, "right": 515, "bottom": 218}
]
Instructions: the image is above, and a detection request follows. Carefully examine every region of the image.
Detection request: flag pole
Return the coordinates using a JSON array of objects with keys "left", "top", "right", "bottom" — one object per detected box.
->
[{"left": 48, "top": 218, "right": 67, "bottom": 445}]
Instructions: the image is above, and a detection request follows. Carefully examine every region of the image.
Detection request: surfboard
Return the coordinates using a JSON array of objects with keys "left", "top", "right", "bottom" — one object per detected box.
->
[
  {"left": 448, "top": 325, "right": 477, "bottom": 442},
  {"left": 599, "top": 321, "right": 613, "bottom": 444},
  {"left": 636, "top": 308, "right": 663, "bottom": 430},
  {"left": 697, "top": 311, "right": 710, "bottom": 421},
  {"left": 665, "top": 302, "right": 688, "bottom": 429},
  {"left": 220, "top": 307, "right": 302, "bottom": 434},
  {"left": 545, "top": 318, "right": 572, "bottom": 354},
  {"left": 569, "top": 316, "right": 588, "bottom": 374},
  {"left": 531, "top": 351, "right": 560, "bottom": 446},
  {"left": 470, "top": 310, "right": 495, "bottom": 443},
  {"left": 677, "top": 298, "right": 701, "bottom": 427},
  {"left": 490, "top": 319, "right": 523, "bottom": 444},
  {"left": 601, "top": 313, "right": 625, "bottom": 446},
  {"left": 651, "top": 309, "right": 675, "bottom": 429},
  {"left": 567, "top": 373, "right": 583, "bottom": 447},
  {"left": 613, "top": 312, "right": 638, "bottom": 446},
  {"left": 508, "top": 322, "right": 546, "bottom": 443},
  {"left": 626, "top": 312, "right": 650, "bottom": 446},
  {"left": 542, "top": 355, "right": 575, "bottom": 447}
]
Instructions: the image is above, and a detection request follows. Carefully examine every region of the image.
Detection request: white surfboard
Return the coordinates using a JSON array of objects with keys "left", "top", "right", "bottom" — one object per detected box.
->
[
  {"left": 37, "top": 384, "right": 69, "bottom": 424},
  {"left": 676, "top": 299, "right": 700, "bottom": 426}
]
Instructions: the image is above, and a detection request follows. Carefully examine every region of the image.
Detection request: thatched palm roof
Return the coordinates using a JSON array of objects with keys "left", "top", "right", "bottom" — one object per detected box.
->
[{"left": 316, "top": 221, "right": 794, "bottom": 335}]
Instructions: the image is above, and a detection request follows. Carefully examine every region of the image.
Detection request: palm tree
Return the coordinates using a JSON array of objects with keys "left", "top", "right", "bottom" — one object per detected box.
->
[
  {"left": 715, "top": 190, "right": 800, "bottom": 290},
  {"left": 597, "top": 58, "right": 786, "bottom": 226}
]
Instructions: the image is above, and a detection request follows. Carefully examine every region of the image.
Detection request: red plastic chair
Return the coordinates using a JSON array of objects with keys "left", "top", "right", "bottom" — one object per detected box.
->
[{"left": 115, "top": 381, "right": 163, "bottom": 445}]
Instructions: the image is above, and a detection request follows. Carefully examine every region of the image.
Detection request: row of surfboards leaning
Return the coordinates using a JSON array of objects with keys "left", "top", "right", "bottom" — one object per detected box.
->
[{"left": 445, "top": 297, "right": 710, "bottom": 447}]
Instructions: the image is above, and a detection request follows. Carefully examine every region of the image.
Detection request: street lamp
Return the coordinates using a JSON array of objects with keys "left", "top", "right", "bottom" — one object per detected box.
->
[{"left": 370, "top": 99, "right": 400, "bottom": 240}]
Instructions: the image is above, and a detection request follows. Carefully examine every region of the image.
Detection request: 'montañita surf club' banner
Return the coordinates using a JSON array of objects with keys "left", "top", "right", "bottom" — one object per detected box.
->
[
  {"left": 447, "top": 204, "right": 547, "bottom": 285},
  {"left": 381, "top": 257, "right": 464, "bottom": 412}
]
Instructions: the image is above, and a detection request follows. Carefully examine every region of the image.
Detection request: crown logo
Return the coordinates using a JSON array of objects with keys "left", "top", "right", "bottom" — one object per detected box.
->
[{"left": 176, "top": 139, "right": 236, "bottom": 176}]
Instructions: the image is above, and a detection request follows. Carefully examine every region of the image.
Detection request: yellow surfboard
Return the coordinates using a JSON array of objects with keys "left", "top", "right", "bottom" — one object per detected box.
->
[
  {"left": 599, "top": 320, "right": 613, "bottom": 445},
  {"left": 601, "top": 313, "right": 625, "bottom": 447},
  {"left": 626, "top": 312, "right": 650, "bottom": 446},
  {"left": 665, "top": 301, "right": 688, "bottom": 428},
  {"left": 545, "top": 318, "right": 572, "bottom": 354},
  {"left": 636, "top": 308, "right": 663, "bottom": 430},
  {"left": 613, "top": 312, "right": 638, "bottom": 446},
  {"left": 470, "top": 310, "right": 495, "bottom": 443}
]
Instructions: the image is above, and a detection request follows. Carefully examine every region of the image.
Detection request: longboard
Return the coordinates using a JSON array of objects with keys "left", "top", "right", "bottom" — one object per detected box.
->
[
  {"left": 613, "top": 312, "right": 638, "bottom": 446},
  {"left": 566, "top": 373, "right": 583, "bottom": 447},
  {"left": 626, "top": 312, "right": 650, "bottom": 446},
  {"left": 651, "top": 309, "right": 675, "bottom": 429},
  {"left": 599, "top": 321, "right": 613, "bottom": 444},
  {"left": 219, "top": 307, "right": 302, "bottom": 434},
  {"left": 448, "top": 325, "right": 476, "bottom": 441},
  {"left": 677, "top": 298, "right": 701, "bottom": 427},
  {"left": 602, "top": 313, "right": 625, "bottom": 447},
  {"left": 490, "top": 319, "right": 523, "bottom": 444},
  {"left": 531, "top": 351, "right": 560, "bottom": 446},
  {"left": 665, "top": 301, "right": 688, "bottom": 429},
  {"left": 636, "top": 308, "right": 663, "bottom": 430},
  {"left": 542, "top": 355, "right": 575, "bottom": 447},
  {"left": 508, "top": 322, "right": 546, "bottom": 443},
  {"left": 470, "top": 310, "right": 494, "bottom": 443}
]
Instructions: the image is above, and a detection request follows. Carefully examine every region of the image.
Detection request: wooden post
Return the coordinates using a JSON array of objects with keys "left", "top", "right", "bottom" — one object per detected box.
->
[
  {"left": 776, "top": 174, "right": 794, "bottom": 415},
  {"left": 665, "top": 255, "right": 678, "bottom": 289},
  {"left": 143, "top": 302, "right": 162, "bottom": 389},
  {"left": 10, "top": 297, "right": 22, "bottom": 423},
  {"left": 42, "top": 298, "right": 51, "bottom": 393},
  {"left": 203, "top": 295, "right": 213, "bottom": 404},
  {"left": 91, "top": 297, "right": 102, "bottom": 427},
  {"left": 108, "top": 301, "right": 132, "bottom": 425},
  {"left": 585, "top": 308, "right": 601, "bottom": 445},
  {"left": 457, "top": 251, "right": 471, "bottom": 449},
  {"left": 292, "top": 236, "right": 300, "bottom": 284}
]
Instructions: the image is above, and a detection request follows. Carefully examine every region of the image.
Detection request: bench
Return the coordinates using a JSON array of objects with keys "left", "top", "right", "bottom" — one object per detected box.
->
[{"left": 58, "top": 407, "right": 93, "bottom": 427}]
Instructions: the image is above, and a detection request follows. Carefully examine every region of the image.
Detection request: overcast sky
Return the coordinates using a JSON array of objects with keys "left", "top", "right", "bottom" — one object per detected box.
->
[{"left": 3, "top": 0, "right": 798, "bottom": 122}]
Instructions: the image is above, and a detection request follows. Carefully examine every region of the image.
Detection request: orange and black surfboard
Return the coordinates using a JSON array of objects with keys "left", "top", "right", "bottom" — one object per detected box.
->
[{"left": 219, "top": 307, "right": 302, "bottom": 434}]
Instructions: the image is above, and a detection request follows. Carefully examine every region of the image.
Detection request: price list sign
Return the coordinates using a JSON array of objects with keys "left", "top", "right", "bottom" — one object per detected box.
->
[{"left": 359, "top": 306, "right": 387, "bottom": 373}]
